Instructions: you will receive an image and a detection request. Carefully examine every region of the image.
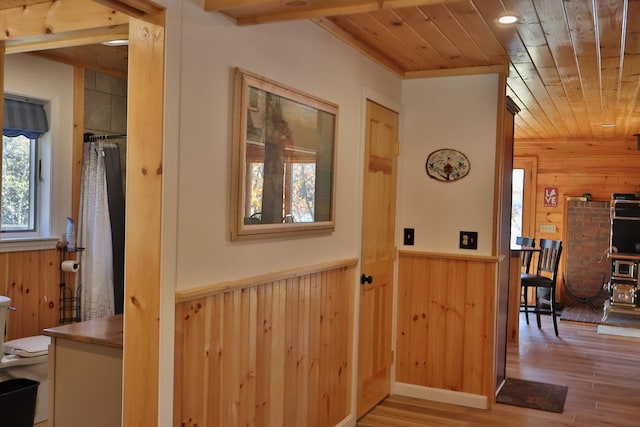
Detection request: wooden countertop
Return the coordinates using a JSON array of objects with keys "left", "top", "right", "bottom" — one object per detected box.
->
[{"left": 44, "top": 314, "right": 123, "bottom": 349}]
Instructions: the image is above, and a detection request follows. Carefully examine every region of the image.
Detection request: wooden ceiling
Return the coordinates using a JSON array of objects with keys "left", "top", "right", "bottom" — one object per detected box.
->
[
  {"left": 205, "top": 0, "right": 640, "bottom": 142},
  {"left": 1, "top": 0, "right": 638, "bottom": 142},
  {"left": 0, "top": 0, "right": 131, "bottom": 78},
  {"left": 0, "top": 0, "right": 161, "bottom": 79}
]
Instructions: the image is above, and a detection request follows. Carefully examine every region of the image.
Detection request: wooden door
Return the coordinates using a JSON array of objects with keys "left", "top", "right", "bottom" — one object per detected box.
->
[{"left": 357, "top": 100, "right": 399, "bottom": 418}]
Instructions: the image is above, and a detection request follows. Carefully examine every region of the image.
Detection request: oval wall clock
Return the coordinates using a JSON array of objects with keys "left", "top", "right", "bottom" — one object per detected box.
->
[{"left": 425, "top": 148, "right": 470, "bottom": 182}]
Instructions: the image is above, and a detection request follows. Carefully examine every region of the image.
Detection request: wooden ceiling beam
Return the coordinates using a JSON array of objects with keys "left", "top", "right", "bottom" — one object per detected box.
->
[
  {"left": 92, "top": 0, "right": 164, "bottom": 23},
  {"left": 0, "top": 0, "right": 129, "bottom": 41},
  {"left": 207, "top": 0, "right": 458, "bottom": 25},
  {"left": 204, "top": 0, "right": 458, "bottom": 12},
  {"left": 404, "top": 64, "right": 508, "bottom": 79},
  {"left": 204, "top": 0, "right": 284, "bottom": 11},
  {"left": 5, "top": 24, "right": 129, "bottom": 54}
]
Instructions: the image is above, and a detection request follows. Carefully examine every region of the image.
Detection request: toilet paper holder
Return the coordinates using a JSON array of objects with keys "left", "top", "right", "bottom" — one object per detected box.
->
[
  {"left": 58, "top": 245, "right": 83, "bottom": 323},
  {"left": 60, "top": 260, "right": 79, "bottom": 273}
]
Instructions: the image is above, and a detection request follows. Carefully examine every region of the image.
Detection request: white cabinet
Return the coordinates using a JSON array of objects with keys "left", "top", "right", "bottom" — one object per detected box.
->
[{"left": 44, "top": 315, "right": 123, "bottom": 427}]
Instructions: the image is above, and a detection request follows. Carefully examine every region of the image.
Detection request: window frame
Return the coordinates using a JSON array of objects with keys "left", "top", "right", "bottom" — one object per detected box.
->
[{"left": 1, "top": 96, "right": 52, "bottom": 245}]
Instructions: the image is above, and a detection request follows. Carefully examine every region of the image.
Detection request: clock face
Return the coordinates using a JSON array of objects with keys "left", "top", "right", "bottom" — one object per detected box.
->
[{"left": 425, "top": 149, "right": 470, "bottom": 182}]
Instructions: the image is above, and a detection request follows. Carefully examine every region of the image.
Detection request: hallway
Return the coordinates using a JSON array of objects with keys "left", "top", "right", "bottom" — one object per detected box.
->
[{"left": 358, "top": 316, "right": 640, "bottom": 426}]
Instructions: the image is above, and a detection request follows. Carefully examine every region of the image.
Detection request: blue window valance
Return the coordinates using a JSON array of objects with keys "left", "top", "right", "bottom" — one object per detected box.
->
[{"left": 3, "top": 98, "right": 49, "bottom": 139}]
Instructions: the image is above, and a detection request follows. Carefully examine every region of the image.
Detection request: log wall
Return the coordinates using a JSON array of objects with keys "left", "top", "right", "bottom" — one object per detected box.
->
[{"left": 514, "top": 138, "right": 640, "bottom": 241}]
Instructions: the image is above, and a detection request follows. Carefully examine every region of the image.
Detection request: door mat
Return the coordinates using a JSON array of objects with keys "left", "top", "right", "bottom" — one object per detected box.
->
[{"left": 496, "top": 378, "right": 568, "bottom": 413}]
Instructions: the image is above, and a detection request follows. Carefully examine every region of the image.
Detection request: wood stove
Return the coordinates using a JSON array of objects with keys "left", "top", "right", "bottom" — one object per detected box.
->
[
  {"left": 603, "top": 194, "right": 640, "bottom": 321},
  {"left": 609, "top": 258, "right": 638, "bottom": 306}
]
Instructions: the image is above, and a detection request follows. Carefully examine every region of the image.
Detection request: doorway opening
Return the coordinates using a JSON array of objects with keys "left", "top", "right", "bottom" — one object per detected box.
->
[{"left": 511, "top": 157, "right": 537, "bottom": 247}]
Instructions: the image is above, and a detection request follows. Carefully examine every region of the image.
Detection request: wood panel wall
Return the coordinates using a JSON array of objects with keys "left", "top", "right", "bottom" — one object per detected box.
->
[
  {"left": 396, "top": 251, "right": 498, "bottom": 405},
  {"left": 514, "top": 138, "right": 640, "bottom": 299},
  {"left": 0, "top": 248, "right": 61, "bottom": 340},
  {"left": 514, "top": 138, "right": 640, "bottom": 242},
  {"left": 174, "top": 260, "right": 356, "bottom": 427}
]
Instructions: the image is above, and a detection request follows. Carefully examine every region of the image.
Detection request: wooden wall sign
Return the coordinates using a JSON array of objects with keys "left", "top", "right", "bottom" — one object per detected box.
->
[{"left": 544, "top": 186, "right": 558, "bottom": 207}]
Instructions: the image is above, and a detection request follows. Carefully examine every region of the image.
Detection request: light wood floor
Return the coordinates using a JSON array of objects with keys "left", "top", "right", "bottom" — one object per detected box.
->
[
  {"left": 357, "top": 314, "right": 640, "bottom": 426},
  {"left": 33, "top": 316, "right": 640, "bottom": 427}
]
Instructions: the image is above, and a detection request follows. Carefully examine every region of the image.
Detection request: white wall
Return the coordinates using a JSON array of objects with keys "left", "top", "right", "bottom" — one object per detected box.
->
[
  {"left": 157, "top": 3, "right": 502, "bottom": 424},
  {"left": 175, "top": 3, "right": 403, "bottom": 290},
  {"left": 397, "top": 74, "right": 499, "bottom": 256},
  {"left": 3, "top": 54, "right": 74, "bottom": 243}
]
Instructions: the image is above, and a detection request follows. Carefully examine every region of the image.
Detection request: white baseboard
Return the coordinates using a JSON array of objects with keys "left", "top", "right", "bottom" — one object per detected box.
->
[
  {"left": 334, "top": 414, "right": 355, "bottom": 427},
  {"left": 394, "top": 382, "right": 488, "bottom": 409}
]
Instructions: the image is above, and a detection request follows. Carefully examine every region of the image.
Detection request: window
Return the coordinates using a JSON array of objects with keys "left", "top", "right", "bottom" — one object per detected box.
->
[
  {"left": 1, "top": 98, "right": 49, "bottom": 238},
  {"left": 511, "top": 157, "right": 537, "bottom": 248},
  {"left": 511, "top": 168, "right": 524, "bottom": 247},
  {"left": 2, "top": 134, "right": 38, "bottom": 232}
]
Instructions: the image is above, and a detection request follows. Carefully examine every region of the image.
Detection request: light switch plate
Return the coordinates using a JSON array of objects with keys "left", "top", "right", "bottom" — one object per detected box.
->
[
  {"left": 540, "top": 224, "right": 557, "bottom": 233},
  {"left": 459, "top": 231, "right": 478, "bottom": 250},
  {"left": 403, "top": 228, "right": 415, "bottom": 246}
]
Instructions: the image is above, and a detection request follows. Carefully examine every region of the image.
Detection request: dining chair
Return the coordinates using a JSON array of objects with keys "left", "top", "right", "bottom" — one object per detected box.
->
[
  {"left": 516, "top": 236, "right": 536, "bottom": 325},
  {"left": 520, "top": 239, "right": 563, "bottom": 336},
  {"left": 515, "top": 236, "right": 535, "bottom": 273}
]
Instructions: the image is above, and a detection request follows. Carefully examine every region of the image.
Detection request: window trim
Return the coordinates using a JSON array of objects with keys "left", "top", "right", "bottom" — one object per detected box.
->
[{"left": 0, "top": 236, "right": 58, "bottom": 253}]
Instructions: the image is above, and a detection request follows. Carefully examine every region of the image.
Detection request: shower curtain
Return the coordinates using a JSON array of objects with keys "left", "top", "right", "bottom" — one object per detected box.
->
[{"left": 77, "top": 141, "right": 115, "bottom": 320}]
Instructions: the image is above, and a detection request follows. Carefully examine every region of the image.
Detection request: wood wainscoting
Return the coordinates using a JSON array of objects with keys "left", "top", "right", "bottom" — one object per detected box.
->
[
  {"left": 174, "top": 258, "right": 357, "bottom": 427},
  {"left": 0, "top": 248, "right": 61, "bottom": 339},
  {"left": 396, "top": 251, "right": 499, "bottom": 408}
]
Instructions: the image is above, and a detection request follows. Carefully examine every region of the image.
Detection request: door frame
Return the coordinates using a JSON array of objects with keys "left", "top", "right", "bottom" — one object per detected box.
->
[{"left": 1, "top": 1, "right": 167, "bottom": 424}]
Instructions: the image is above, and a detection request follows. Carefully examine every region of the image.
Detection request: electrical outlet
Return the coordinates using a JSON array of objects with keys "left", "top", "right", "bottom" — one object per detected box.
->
[
  {"left": 540, "top": 224, "right": 557, "bottom": 233},
  {"left": 459, "top": 231, "right": 478, "bottom": 250},
  {"left": 403, "top": 228, "right": 415, "bottom": 246}
]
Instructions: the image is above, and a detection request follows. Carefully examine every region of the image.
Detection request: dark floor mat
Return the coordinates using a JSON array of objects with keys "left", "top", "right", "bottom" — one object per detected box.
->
[{"left": 497, "top": 377, "right": 568, "bottom": 413}]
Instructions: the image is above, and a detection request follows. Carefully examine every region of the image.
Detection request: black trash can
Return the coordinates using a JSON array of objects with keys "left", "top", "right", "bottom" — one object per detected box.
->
[{"left": 0, "top": 378, "right": 39, "bottom": 427}]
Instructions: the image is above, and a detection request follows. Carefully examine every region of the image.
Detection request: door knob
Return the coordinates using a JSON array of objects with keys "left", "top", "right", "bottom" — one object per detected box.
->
[{"left": 360, "top": 274, "right": 373, "bottom": 285}]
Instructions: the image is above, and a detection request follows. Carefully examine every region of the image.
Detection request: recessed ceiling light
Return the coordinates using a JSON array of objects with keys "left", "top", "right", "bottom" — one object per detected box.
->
[
  {"left": 102, "top": 39, "right": 129, "bottom": 47},
  {"left": 497, "top": 15, "right": 519, "bottom": 25},
  {"left": 601, "top": 123, "right": 616, "bottom": 128}
]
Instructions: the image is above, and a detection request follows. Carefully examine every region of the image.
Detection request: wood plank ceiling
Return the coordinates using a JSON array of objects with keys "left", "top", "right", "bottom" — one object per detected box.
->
[
  {"left": 0, "top": 0, "right": 163, "bottom": 79},
  {"left": 0, "top": 0, "right": 638, "bottom": 142},
  {"left": 0, "top": 0, "right": 131, "bottom": 78},
  {"left": 204, "top": 0, "right": 640, "bottom": 142}
]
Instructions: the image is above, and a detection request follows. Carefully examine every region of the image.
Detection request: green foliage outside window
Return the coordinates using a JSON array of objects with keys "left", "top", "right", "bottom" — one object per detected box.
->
[{"left": 2, "top": 134, "right": 35, "bottom": 231}]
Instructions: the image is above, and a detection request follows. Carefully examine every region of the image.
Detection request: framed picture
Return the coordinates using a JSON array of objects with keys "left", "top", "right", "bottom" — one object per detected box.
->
[{"left": 230, "top": 68, "right": 339, "bottom": 240}]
